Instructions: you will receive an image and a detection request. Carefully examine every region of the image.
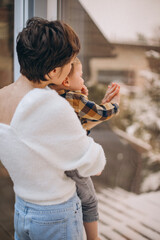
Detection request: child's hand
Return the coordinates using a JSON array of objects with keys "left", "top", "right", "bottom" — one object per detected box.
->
[
  {"left": 81, "top": 85, "right": 89, "bottom": 96},
  {"left": 107, "top": 83, "right": 120, "bottom": 105},
  {"left": 110, "top": 91, "right": 120, "bottom": 105},
  {"left": 101, "top": 83, "right": 120, "bottom": 104}
]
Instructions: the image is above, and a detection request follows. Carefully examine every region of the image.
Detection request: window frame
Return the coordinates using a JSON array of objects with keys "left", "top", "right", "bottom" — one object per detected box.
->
[{"left": 14, "top": 0, "right": 57, "bottom": 81}]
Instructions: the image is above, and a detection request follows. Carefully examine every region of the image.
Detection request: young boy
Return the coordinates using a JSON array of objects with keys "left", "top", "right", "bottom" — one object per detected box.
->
[{"left": 50, "top": 58, "right": 120, "bottom": 240}]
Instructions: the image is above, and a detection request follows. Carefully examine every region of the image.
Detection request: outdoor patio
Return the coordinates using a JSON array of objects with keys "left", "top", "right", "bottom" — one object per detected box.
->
[{"left": 97, "top": 187, "right": 160, "bottom": 240}]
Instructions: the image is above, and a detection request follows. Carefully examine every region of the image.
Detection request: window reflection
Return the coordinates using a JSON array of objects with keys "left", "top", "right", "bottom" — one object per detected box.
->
[
  {"left": 59, "top": 0, "right": 160, "bottom": 194},
  {"left": 0, "top": 0, "right": 14, "bottom": 88},
  {"left": 58, "top": 0, "right": 115, "bottom": 83}
]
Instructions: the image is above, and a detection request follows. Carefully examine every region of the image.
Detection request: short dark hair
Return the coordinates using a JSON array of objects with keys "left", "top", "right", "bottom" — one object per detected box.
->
[{"left": 16, "top": 17, "right": 80, "bottom": 83}]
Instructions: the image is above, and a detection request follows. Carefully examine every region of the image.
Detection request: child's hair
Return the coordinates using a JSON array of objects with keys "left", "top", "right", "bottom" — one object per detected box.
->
[
  {"left": 68, "top": 57, "right": 81, "bottom": 77},
  {"left": 16, "top": 17, "right": 80, "bottom": 83}
]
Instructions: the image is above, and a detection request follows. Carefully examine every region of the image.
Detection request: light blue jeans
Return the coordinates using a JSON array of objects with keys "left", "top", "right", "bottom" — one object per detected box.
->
[{"left": 14, "top": 192, "right": 83, "bottom": 240}]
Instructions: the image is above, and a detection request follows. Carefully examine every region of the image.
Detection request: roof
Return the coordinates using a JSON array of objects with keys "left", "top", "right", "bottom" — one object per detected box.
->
[
  {"left": 60, "top": 0, "right": 114, "bottom": 58},
  {"left": 79, "top": 0, "right": 160, "bottom": 47}
]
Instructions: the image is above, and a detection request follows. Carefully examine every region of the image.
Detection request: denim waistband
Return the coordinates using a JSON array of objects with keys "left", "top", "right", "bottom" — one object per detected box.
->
[{"left": 15, "top": 192, "right": 79, "bottom": 213}]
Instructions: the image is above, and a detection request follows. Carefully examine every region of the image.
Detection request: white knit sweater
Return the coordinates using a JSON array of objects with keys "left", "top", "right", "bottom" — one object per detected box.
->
[{"left": 0, "top": 87, "right": 106, "bottom": 205}]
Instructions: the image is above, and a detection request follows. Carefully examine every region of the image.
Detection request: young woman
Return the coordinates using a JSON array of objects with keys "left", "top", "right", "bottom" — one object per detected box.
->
[{"left": 0, "top": 17, "right": 106, "bottom": 240}]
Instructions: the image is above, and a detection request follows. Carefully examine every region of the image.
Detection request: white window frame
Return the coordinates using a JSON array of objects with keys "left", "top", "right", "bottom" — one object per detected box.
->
[{"left": 14, "top": 0, "right": 57, "bottom": 81}]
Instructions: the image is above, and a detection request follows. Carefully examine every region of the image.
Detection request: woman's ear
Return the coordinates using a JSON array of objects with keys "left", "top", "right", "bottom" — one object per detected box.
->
[
  {"left": 49, "top": 68, "right": 57, "bottom": 78},
  {"left": 62, "top": 77, "right": 70, "bottom": 87},
  {"left": 44, "top": 68, "right": 57, "bottom": 80}
]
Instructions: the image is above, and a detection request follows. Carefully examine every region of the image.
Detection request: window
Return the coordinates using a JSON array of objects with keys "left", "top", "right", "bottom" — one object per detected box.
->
[
  {"left": 0, "top": 0, "right": 14, "bottom": 88},
  {"left": 98, "top": 70, "right": 135, "bottom": 85},
  {"left": 58, "top": 0, "right": 160, "bottom": 196},
  {"left": 58, "top": 0, "right": 114, "bottom": 83},
  {"left": 14, "top": 0, "right": 57, "bottom": 82}
]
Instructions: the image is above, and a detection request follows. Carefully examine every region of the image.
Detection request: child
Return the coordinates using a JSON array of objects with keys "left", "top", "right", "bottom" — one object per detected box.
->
[{"left": 50, "top": 58, "right": 120, "bottom": 240}]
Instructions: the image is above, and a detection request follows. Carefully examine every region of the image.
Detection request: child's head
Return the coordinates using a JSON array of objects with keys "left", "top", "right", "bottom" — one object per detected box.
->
[{"left": 62, "top": 57, "right": 84, "bottom": 91}]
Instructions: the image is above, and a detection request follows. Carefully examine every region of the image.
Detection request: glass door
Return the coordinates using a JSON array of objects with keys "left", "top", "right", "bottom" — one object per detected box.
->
[{"left": 0, "top": 0, "right": 14, "bottom": 88}]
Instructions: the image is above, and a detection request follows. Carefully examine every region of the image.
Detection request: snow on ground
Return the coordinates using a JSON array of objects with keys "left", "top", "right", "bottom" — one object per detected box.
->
[
  {"left": 146, "top": 50, "right": 160, "bottom": 59},
  {"left": 140, "top": 171, "right": 160, "bottom": 192}
]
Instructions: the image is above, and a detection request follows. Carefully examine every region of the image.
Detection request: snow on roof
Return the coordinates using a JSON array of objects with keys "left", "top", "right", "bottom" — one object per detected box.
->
[{"left": 79, "top": 0, "right": 160, "bottom": 46}]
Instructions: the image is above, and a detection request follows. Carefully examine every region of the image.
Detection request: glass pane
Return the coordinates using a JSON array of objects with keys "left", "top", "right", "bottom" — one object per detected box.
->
[
  {"left": 59, "top": 0, "right": 160, "bottom": 192},
  {"left": 59, "top": 4, "right": 160, "bottom": 239},
  {"left": 59, "top": 1, "right": 160, "bottom": 238},
  {"left": 58, "top": 0, "right": 114, "bottom": 83},
  {"left": 0, "top": 1, "right": 14, "bottom": 238},
  {"left": 0, "top": 0, "right": 14, "bottom": 88}
]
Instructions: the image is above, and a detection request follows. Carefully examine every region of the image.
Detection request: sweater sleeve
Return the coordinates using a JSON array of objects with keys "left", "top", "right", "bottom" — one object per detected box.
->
[
  {"left": 64, "top": 91, "right": 119, "bottom": 122},
  {"left": 12, "top": 88, "right": 106, "bottom": 178}
]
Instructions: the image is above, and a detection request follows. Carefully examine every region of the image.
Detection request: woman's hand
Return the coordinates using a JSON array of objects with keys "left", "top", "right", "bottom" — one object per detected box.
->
[{"left": 101, "top": 83, "right": 120, "bottom": 104}]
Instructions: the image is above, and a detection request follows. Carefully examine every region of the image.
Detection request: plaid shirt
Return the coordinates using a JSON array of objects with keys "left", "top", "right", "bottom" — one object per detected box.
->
[{"left": 58, "top": 90, "right": 119, "bottom": 127}]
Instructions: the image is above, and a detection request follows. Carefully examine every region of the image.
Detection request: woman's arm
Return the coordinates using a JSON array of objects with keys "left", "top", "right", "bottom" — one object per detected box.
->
[{"left": 15, "top": 89, "right": 106, "bottom": 178}]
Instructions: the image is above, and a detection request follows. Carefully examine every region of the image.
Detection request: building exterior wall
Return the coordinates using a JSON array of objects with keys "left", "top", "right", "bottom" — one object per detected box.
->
[{"left": 88, "top": 44, "right": 155, "bottom": 87}]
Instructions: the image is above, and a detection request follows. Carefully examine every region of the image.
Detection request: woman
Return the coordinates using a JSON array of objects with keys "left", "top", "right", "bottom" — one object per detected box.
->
[{"left": 0, "top": 17, "right": 106, "bottom": 240}]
